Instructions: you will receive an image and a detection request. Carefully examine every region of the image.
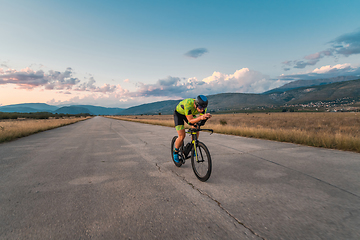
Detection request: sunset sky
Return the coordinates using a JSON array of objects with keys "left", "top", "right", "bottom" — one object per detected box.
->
[{"left": 1, "top": 0, "right": 360, "bottom": 108}]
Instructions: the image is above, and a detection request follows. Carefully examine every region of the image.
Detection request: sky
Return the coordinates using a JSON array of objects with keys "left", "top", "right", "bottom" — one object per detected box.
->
[{"left": 1, "top": 0, "right": 360, "bottom": 108}]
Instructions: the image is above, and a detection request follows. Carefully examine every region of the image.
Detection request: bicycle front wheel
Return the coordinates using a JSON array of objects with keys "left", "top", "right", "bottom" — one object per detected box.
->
[{"left": 191, "top": 141, "right": 212, "bottom": 182}]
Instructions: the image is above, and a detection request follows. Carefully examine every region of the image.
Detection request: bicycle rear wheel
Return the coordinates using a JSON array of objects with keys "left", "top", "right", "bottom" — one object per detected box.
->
[
  {"left": 171, "top": 136, "right": 183, "bottom": 167},
  {"left": 191, "top": 141, "right": 212, "bottom": 182}
]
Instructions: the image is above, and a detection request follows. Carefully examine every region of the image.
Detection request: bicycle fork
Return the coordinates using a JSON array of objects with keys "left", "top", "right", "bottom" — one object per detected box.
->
[{"left": 191, "top": 132, "right": 199, "bottom": 162}]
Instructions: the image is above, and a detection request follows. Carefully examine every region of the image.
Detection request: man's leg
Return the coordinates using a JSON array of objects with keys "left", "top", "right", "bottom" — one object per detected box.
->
[{"left": 175, "top": 129, "right": 185, "bottom": 151}]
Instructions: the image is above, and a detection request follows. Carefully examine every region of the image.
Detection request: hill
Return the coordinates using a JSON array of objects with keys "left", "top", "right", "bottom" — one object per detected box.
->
[
  {"left": 119, "top": 100, "right": 181, "bottom": 115},
  {"left": 207, "top": 93, "right": 282, "bottom": 111},
  {"left": 71, "top": 105, "right": 123, "bottom": 115},
  {"left": 118, "top": 93, "right": 284, "bottom": 115},
  {"left": 0, "top": 103, "right": 58, "bottom": 113},
  {"left": 119, "top": 78, "right": 360, "bottom": 114},
  {"left": 1, "top": 77, "right": 359, "bottom": 115},
  {"left": 0, "top": 103, "right": 124, "bottom": 115},
  {"left": 264, "top": 75, "right": 358, "bottom": 94},
  {"left": 53, "top": 106, "right": 93, "bottom": 115},
  {"left": 277, "top": 78, "right": 360, "bottom": 105}
]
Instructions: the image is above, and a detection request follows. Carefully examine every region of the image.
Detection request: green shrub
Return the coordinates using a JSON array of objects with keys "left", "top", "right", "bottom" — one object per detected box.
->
[{"left": 220, "top": 119, "right": 227, "bottom": 125}]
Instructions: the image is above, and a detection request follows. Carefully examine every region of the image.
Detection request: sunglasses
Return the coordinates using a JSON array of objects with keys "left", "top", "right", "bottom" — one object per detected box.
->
[{"left": 197, "top": 105, "right": 205, "bottom": 111}]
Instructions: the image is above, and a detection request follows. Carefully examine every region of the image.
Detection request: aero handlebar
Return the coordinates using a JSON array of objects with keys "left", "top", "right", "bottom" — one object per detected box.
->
[{"left": 187, "top": 128, "right": 213, "bottom": 134}]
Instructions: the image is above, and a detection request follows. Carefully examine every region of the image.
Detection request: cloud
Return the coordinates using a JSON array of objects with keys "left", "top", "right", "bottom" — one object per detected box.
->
[
  {"left": 304, "top": 50, "right": 333, "bottom": 60},
  {"left": 283, "top": 29, "right": 360, "bottom": 70},
  {"left": 0, "top": 66, "right": 288, "bottom": 108},
  {"left": 129, "top": 76, "right": 188, "bottom": 97},
  {"left": 329, "top": 29, "right": 360, "bottom": 56},
  {"left": 196, "top": 68, "right": 284, "bottom": 94},
  {"left": 282, "top": 60, "right": 292, "bottom": 65},
  {"left": 0, "top": 67, "right": 80, "bottom": 90},
  {"left": 128, "top": 68, "right": 286, "bottom": 100},
  {"left": 185, "top": 48, "right": 208, "bottom": 58},
  {"left": 279, "top": 63, "right": 360, "bottom": 81},
  {"left": 73, "top": 76, "right": 119, "bottom": 93},
  {"left": 49, "top": 93, "right": 134, "bottom": 108},
  {"left": 1, "top": 61, "right": 9, "bottom": 68},
  {"left": 284, "top": 50, "right": 333, "bottom": 69},
  {"left": 282, "top": 61, "right": 293, "bottom": 71},
  {"left": 0, "top": 67, "right": 122, "bottom": 94},
  {"left": 50, "top": 68, "right": 288, "bottom": 108},
  {"left": 293, "top": 60, "right": 320, "bottom": 69},
  {"left": 56, "top": 91, "right": 72, "bottom": 94}
]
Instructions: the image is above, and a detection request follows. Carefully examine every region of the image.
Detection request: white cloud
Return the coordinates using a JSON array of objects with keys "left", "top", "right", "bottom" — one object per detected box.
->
[
  {"left": 279, "top": 63, "right": 360, "bottom": 81},
  {"left": 0, "top": 67, "right": 124, "bottom": 94},
  {"left": 0, "top": 66, "right": 300, "bottom": 108},
  {"left": 126, "top": 68, "right": 285, "bottom": 100},
  {"left": 50, "top": 68, "right": 286, "bottom": 107},
  {"left": 197, "top": 68, "right": 279, "bottom": 94},
  {"left": 312, "top": 63, "right": 352, "bottom": 74}
]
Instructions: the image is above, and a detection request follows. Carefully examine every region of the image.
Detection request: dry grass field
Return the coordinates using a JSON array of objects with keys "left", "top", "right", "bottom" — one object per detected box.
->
[
  {"left": 0, "top": 117, "right": 91, "bottom": 143},
  {"left": 108, "top": 112, "right": 360, "bottom": 152}
]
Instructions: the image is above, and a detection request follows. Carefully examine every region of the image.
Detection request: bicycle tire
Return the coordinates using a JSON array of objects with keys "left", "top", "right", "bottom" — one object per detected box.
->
[
  {"left": 171, "top": 136, "right": 183, "bottom": 167},
  {"left": 191, "top": 141, "right": 212, "bottom": 182}
]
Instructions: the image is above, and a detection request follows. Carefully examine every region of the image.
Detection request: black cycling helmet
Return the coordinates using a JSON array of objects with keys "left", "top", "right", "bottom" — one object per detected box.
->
[{"left": 195, "top": 95, "right": 208, "bottom": 109}]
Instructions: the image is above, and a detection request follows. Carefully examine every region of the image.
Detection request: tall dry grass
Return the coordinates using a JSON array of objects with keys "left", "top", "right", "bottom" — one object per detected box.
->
[
  {"left": 108, "top": 112, "right": 360, "bottom": 152},
  {"left": 0, "top": 117, "right": 91, "bottom": 143}
]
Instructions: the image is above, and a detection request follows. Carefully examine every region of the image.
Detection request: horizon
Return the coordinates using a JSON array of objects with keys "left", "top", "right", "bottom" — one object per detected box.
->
[
  {"left": 2, "top": 75, "right": 360, "bottom": 109},
  {"left": 1, "top": 0, "right": 360, "bottom": 108}
]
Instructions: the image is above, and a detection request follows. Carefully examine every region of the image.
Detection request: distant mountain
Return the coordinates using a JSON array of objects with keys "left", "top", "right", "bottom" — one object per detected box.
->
[
  {"left": 71, "top": 105, "right": 123, "bottom": 115},
  {"left": 207, "top": 93, "right": 282, "bottom": 111},
  {"left": 53, "top": 106, "right": 93, "bottom": 115},
  {"left": 0, "top": 103, "right": 124, "bottom": 115},
  {"left": 119, "top": 100, "right": 181, "bottom": 115},
  {"left": 0, "top": 103, "right": 58, "bottom": 113},
  {"left": 272, "top": 78, "right": 360, "bottom": 105},
  {"left": 118, "top": 93, "right": 283, "bottom": 115},
  {"left": 264, "top": 76, "right": 358, "bottom": 94},
  {"left": 118, "top": 78, "right": 360, "bottom": 114},
  {"left": 1, "top": 77, "right": 360, "bottom": 115}
]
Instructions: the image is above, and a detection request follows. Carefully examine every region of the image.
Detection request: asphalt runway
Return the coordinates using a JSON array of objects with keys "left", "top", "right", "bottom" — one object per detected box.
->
[{"left": 1, "top": 116, "right": 359, "bottom": 239}]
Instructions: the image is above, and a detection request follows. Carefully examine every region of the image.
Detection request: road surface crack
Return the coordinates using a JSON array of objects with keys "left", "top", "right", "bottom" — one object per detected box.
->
[
  {"left": 216, "top": 140, "right": 360, "bottom": 199},
  {"left": 172, "top": 170, "right": 266, "bottom": 240},
  {"left": 155, "top": 163, "right": 162, "bottom": 172},
  {"left": 247, "top": 153, "right": 360, "bottom": 199}
]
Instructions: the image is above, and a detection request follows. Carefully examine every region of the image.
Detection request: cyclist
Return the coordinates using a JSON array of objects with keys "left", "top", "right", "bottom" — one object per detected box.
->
[{"left": 173, "top": 95, "right": 212, "bottom": 163}]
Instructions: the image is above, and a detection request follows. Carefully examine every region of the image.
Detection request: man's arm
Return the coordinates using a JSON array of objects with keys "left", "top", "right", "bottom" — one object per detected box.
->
[{"left": 186, "top": 113, "right": 211, "bottom": 125}]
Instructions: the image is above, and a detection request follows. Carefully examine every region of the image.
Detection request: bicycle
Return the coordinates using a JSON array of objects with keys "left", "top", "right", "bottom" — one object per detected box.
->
[{"left": 171, "top": 120, "right": 213, "bottom": 182}]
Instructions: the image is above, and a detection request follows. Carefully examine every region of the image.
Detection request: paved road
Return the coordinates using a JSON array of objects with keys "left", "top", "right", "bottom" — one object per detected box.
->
[{"left": 1, "top": 117, "right": 359, "bottom": 239}]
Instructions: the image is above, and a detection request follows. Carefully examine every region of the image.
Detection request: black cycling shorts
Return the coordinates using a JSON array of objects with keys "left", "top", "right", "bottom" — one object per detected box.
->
[{"left": 174, "top": 110, "right": 189, "bottom": 130}]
